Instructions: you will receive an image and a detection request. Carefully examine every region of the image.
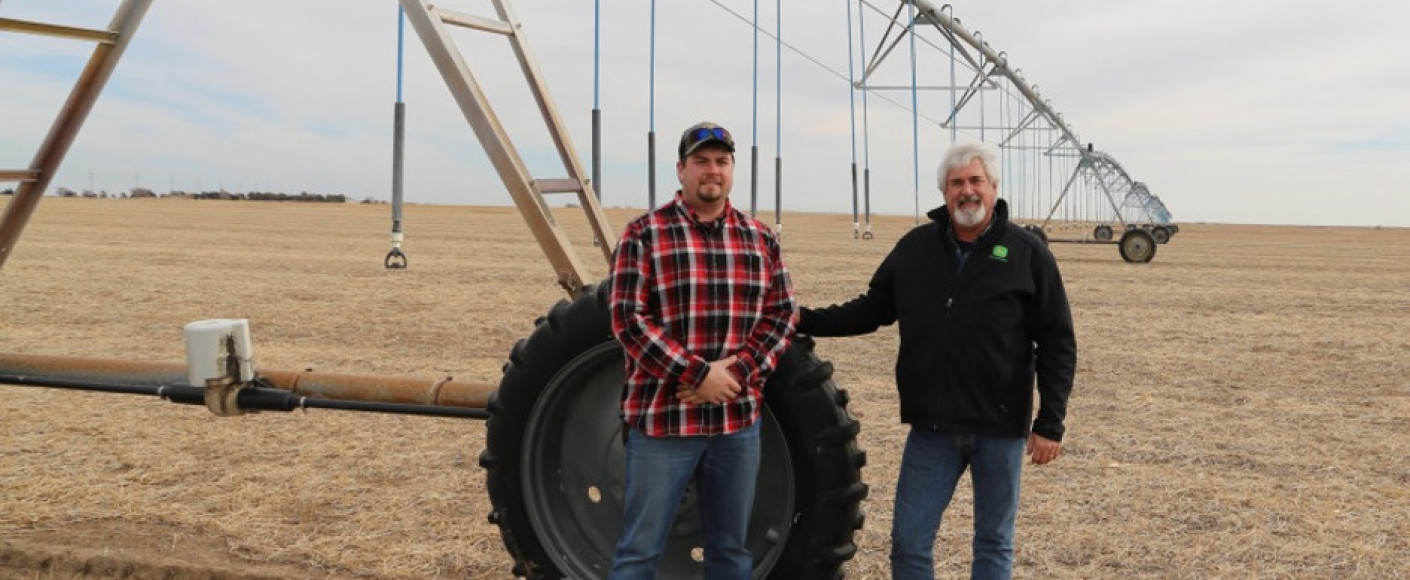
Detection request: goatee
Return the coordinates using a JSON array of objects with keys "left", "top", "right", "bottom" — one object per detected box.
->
[{"left": 953, "top": 204, "right": 986, "bottom": 227}]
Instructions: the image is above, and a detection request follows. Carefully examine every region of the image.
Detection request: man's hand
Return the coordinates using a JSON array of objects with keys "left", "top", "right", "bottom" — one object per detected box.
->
[
  {"left": 1027, "top": 433, "right": 1062, "bottom": 465},
  {"left": 678, "top": 356, "right": 740, "bottom": 405}
]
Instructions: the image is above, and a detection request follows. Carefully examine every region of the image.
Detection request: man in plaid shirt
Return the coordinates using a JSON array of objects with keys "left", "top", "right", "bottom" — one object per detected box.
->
[{"left": 607, "top": 121, "right": 796, "bottom": 580}]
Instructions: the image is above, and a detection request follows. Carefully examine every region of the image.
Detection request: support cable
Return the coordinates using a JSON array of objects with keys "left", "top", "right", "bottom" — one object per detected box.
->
[
  {"left": 702, "top": 0, "right": 946, "bottom": 128},
  {"left": 865, "top": 3, "right": 907, "bottom": 83}
]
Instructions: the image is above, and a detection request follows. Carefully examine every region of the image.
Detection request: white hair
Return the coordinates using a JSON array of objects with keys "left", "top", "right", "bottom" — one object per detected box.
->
[{"left": 937, "top": 142, "right": 1001, "bottom": 191}]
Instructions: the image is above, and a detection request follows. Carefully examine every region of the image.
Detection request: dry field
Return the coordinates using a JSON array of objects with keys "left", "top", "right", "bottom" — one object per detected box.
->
[{"left": 1, "top": 197, "right": 1406, "bottom": 579}]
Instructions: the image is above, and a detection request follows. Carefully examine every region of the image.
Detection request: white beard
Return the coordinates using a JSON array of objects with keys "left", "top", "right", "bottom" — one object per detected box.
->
[{"left": 953, "top": 204, "right": 987, "bottom": 227}]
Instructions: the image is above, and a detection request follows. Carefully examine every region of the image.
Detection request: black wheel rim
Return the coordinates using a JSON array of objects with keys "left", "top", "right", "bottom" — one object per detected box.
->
[{"left": 521, "top": 342, "right": 795, "bottom": 579}]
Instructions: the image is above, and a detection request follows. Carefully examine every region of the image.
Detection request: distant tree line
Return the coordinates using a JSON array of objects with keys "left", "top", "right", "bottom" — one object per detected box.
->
[
  {"left": 43, "top": 187, "right": 354, "bottom": 203},
  {"left": 179, "top": 190, "right": 348, "bottom": 203}
]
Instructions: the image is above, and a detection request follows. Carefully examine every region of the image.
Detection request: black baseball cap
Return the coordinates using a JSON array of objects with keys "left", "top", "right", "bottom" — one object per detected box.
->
[{"left": 678, "top": 122, "right": 735, "bottom": 159}]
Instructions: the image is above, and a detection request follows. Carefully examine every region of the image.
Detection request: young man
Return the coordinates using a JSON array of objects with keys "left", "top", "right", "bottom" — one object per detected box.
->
[
  {"left": 607, "top": 121, "right": 796, "bottom": 580},
  {"left": 798, "top": 142, "right": 1076, "bottom": 580}
]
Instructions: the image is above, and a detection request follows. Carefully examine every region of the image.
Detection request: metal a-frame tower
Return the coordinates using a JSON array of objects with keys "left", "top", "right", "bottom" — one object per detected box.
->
[{"left": 0, "top": 0, "right": 614, "bottom": 294}]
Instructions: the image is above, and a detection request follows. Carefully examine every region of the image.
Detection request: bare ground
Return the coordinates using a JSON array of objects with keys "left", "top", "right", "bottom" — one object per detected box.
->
[{"left": 1, "top": 197, "right": 1406, "bottom": 579}]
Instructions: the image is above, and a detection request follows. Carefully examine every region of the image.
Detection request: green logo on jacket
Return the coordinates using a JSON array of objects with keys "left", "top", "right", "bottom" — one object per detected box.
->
[{"left": 990, "top": 245, "right": 1009, "bottom": 262}]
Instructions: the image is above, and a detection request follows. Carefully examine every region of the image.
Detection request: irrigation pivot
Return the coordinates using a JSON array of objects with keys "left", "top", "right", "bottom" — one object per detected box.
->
[
  {"left": 0, "top": 2, "right": 866, "bottom": 579},
  {"left": 853, "top": 0, "right": 1179, "bottom": 261}
]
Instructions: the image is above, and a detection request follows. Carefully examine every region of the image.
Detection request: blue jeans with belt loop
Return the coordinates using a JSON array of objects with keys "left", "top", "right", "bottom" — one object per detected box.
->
[
  {"left": 608, "top": 421, "right": 761, "bottom": 580},
  {"left": 889, "top": 428, "right": 1026, "bottom": 580}
]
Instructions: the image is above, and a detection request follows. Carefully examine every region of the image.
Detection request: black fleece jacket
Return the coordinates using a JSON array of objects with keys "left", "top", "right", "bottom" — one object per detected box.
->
[{"left": 798, "top": 200, "right": 1076, "bottom": 440}]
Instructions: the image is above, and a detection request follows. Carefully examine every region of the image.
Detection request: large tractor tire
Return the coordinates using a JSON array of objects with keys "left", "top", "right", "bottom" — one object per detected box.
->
[{"left": 480, "top": 284, "right": 867, "bottom": 579}]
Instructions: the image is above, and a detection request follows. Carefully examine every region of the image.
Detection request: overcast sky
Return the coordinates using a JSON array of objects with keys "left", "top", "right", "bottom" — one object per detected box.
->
[{"left": 3, "top": 0, "right": 1408, "bottom": 227}]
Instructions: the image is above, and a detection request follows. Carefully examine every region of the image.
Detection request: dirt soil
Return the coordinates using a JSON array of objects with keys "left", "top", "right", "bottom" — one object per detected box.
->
[{"left": 1, "top": 197, "right": 1407, "bottom": 579}]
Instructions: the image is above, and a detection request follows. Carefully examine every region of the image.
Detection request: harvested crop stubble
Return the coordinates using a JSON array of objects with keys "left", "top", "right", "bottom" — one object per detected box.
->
[{"left": 2, "top": 198, "right": 1407, "bottom": 579}]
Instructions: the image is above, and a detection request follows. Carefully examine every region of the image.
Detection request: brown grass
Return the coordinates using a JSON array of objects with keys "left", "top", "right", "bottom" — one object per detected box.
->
[{"left": 1, "top": 197, "right": 1407, "bottom": 579}]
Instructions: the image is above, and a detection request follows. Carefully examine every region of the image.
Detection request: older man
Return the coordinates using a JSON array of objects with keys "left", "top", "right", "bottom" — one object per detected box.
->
[{"left": 797, "top": 142, "right": 1076, "bottom": 580}]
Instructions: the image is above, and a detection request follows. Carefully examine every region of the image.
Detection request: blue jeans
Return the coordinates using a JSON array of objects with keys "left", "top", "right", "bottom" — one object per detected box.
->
[
  {"left": 608, "top": 421, "right": 761, "bottom": 580},
  {"left": 890, "top": 428, "right": 1025, "bottom": 580}
]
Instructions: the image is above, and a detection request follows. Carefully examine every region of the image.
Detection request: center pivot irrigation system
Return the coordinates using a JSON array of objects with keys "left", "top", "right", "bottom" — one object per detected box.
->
[
  {"left": 1, "top": 0, "right": 1167, "bottom": 578},
  {"left": 848, "top": 0, "right": 1177, "bottom": 262},
  {"left": 0, "top": 1, "right": 865, "bottom": 579}
]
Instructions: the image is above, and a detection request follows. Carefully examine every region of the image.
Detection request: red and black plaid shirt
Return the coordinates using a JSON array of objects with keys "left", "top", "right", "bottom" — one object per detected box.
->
[{"left": 609, "top": 194, "right": 796, "bottom": 437}]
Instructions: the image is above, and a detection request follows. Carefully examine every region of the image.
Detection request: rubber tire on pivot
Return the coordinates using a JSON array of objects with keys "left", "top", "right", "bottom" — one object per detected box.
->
[
  {"left": 480, "top": 284, "right": 867, "bottom": 580},
  {"left": 1119, "top": 228, "right": 1157, "bottom": 263},
  {"left": 1149, "top": 226, "right": 1171, "bottom": 244},
  {"left": 1093, "top": 224, "right": 1113, "bottom": 241}
]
